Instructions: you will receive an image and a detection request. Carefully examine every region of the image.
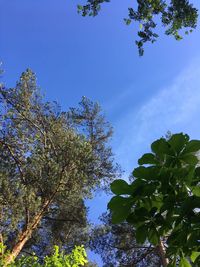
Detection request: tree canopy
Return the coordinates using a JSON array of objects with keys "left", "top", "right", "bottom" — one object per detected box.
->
[
  {"left": 78, "top": 0, "right": 198, "bottom": 55},
  {"left": 108, "top": 133, "right": 200, "bottom": 266},
  {"left": 89, "top": 212, "right": 160, "bottom": 266},
  {"left": 0, "top": 69, "right": 117, "bottom": 265}
]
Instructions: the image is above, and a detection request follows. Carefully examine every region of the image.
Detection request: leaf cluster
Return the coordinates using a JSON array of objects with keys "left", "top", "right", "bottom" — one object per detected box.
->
[
  {"left": 108, "top": 133, "right": 200, "bottom": 266},
  {"left": 78, "top": 0, "right": 198, "bottom": 55},
  {"left": 0, "top": 243, "right": 88, "bottom": 267}
]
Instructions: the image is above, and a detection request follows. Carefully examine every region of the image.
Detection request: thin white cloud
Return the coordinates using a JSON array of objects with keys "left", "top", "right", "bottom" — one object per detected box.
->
[{"left": 114, "top": 58, "right": 200, "bottom": 172}]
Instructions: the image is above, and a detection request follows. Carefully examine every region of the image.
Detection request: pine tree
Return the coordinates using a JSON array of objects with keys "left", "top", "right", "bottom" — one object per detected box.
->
[{"left": 0, "top": 69, "right": 117, "bottom": 265}]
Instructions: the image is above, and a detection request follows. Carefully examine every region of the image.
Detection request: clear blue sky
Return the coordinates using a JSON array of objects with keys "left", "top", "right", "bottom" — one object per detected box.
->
[{"left": 1, "top": 0, "right": 200, "bottom": 265}]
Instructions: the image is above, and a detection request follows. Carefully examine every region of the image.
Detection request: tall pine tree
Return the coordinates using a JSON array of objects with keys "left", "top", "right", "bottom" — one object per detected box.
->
[{"left": 0, "top": 69, "right": 117, "bottom": 265}]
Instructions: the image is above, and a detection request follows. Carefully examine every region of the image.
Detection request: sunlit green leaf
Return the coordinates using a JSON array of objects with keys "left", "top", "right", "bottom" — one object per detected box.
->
[
  {"left": 179, "top": 257, "right": 192, "bottom": 267},
  {"left": 191, "top": 251, "right": 200, "bottom": 263}
]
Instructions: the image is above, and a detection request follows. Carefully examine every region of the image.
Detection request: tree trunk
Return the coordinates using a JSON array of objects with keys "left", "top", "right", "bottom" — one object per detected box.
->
[
  {"left": 3, "top": 200, "right": 50, "bottom": 266},
  {"left": 158, "top": 240, "right": 169, "bottom": 267}
]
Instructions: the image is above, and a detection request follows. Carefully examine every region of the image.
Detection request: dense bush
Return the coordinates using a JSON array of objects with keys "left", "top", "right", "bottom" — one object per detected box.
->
[{"left": 0, "top": 243, "right": 88, "bottom": 267}]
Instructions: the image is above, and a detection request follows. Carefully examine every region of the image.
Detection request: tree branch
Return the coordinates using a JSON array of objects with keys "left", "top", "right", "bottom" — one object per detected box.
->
[{"left": 0, "top": 139, "right": 26, "bottom": 184}]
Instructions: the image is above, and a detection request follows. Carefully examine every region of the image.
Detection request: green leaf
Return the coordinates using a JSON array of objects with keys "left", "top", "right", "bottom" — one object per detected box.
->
[
  {"left": 124, "top": 18, "right": 131, "bottom": 25},
  {"left": 192, "top": 186, "right": 200, "bottom": 197},
  {"left": 151, "top": 138, "right": 172, "bottom": 156},
  {"left": 126, "top": 212, "right": 142, "bottom": 226},
  {"left": 77, "top": 4, "right": 83, "bottom": 10},
  {"left": 168, "top": 133, "right": 189, "bottom": 154},
  {"left": 111, "top": 208, "right": 131, "bottom": 224},
  {"left": 191, "top": 251, "right": 200, "bottom": 263},
  {"left": 132, "top": 166, "right": 159, "bottom": 181},
  {"left": 132, "top": 166, "right": 147, "bottom": 178},
  {"left": 108, "top": 196, "right": 134, "bottom": 224},
  {"left": 179, "top": 257, "right": 192, "bottom": 267},
  {"left": 148, "top": 227, "right": 159, "bottom": 245},
  {"left": 136, "top": 224, "right": 148, "bottom": 244},
  {"left": 108, "top": 196, "right": 133, "bottom": 211},
  {"left": 180, "top": 154, "right": 198, "bottom": 165},
  {"left": 110, "top": 179, "right": 132, "bottom": 195},
  {"left": 138, "top": 153, "right": 157, "bottom": 165},
  {"left": 130, "top": 179, "right": 145, "bottom": 196},
  {"left": 183, "top": 140, "right": 200, "bottom": 154},
  {"left": 195, "top": 166, "right": 200, "bottom": 177},
  {"left": 180, "top": 196, "right": 200, "bottom": 217}
]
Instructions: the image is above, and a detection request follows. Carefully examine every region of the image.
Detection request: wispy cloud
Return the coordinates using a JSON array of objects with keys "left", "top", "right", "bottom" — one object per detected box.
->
[{"left": 114, "top": 58, "right": 200, "bottom": 172}]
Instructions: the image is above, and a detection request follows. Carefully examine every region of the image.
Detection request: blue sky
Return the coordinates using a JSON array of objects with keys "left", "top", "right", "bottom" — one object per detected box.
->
[{"left": 1, "top": 0, "right": 200, "bottom": 265}]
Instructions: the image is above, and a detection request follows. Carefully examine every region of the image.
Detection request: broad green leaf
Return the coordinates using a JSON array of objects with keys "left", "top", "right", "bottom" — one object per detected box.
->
[
  {"left": 132, "top": 166, "right": 147, "bottom": 178},
  {"left": 110, "top": 179, "right": 132, "bottom": 195},
  {"left": 132, "top": 166, "right": 159, "bottom": 181},
  {"left": 151, "top": 138, "right": 172, "bottom": 156},
  {"left": 129, "top": 179, "right": 147, "bottom": 198},
  {"left": 111, "top": 207, "right": 131, "bottom": 224},
  {"left": 180, "top": 154, "right": 198, "bottom": 165},
  {"left": 169, "top": 133, "right": 189, "bottom": 154},
  {"left": 183, "top": 140, "right": 200, "bottom": 154},
  {"left": 191, "top": 251, "right": 200, "bottom": 263},
  {"left": 108, "top": 196, "right": 133, "bottom": 211},
  {"left": 148, "top": 227, "right": 159, "bottom": 245},
  {"left": 180, "top": 196, "right": 200, "bottom": 217},
  {"left": 192, "top": 186, "right": 200, "bottom": 197},
  {"left": 138, "top": 153, "right": 157, "bottom": 165},
  {"left": 179, "top": 257, "right": 192, "bottom": 267},
  {"left": 126, "top": 212, "right": 142, "bottom": 226},
  {"left": 136, "top": 224, "right": 148, "bottom": 244}
]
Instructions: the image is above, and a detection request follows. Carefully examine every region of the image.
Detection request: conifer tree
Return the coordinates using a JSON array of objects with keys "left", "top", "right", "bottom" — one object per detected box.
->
[{"left": 0, "top": 69, "right": 117, "bottom": 265}]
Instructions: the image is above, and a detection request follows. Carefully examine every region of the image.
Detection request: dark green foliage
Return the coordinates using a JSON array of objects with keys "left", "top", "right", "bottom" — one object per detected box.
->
[
  {"left": 0, "top": 69, "right": 117, "bottom": 261},
  {"left": 89, "top": 213, "right": 160, "bottom": 266},
  {"left": 108, "top": 133, "right": 200, "bottom": 266},
  {"left": 78, "top": 1, "right": 198, "bottom": 55}
]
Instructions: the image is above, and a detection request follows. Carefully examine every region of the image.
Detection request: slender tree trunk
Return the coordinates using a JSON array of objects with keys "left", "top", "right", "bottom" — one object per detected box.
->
[
  {"left": 3, "top": 200, "right": 51, "bottom": 266},
  {"left": 158, "top": 240, "right": 169, "bottom": 267}
]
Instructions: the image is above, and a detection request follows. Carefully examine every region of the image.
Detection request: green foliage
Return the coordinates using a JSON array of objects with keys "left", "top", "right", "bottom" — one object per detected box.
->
[
  {"left": 108, "top": 133, "right": 200, "bottom": 266},
  {"left": 78, "top": 0, "right": 198, "bottom": 55},
  {"left": 0, "top": 69, "right": 117, "bottom": 262},
  {"left": 0, "top": 243, "right": 88, "bottom": 267}
]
